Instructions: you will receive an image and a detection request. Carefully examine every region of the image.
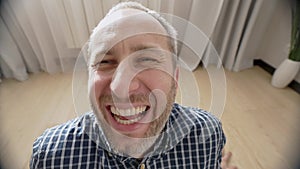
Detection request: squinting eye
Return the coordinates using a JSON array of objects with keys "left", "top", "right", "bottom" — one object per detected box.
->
[
  {"left": 137, "top": 57, "right": 159, "bottom": 63},
  {"left": 99, "top": 60, "right": 113, "bottom": 64},
  {"left": 93, "top": 60, "right": 117, "bottom": 71}
]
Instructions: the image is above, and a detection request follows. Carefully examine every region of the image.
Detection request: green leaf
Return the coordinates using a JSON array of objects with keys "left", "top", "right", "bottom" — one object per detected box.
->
[{"left": 289, "top": 0, "right": 300, "bottom": 61}]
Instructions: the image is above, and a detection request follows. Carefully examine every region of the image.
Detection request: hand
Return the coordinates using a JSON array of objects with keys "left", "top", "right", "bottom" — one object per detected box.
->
[{"left": 221, "top": 149, "right": 238, "bottom": 169}]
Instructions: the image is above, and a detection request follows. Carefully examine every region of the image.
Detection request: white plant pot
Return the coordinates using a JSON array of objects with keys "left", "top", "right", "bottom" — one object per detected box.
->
[{"left": 271, "top": 59, "right": 300, "bottom": 88}]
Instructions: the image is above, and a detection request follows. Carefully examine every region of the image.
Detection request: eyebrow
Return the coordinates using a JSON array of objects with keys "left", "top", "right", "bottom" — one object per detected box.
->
[
  {"left": 99, "top": 43, "right": 162, "bottom": 58},
  {"left": 130, "top": 44, "right": 161, "bottom": 53}
]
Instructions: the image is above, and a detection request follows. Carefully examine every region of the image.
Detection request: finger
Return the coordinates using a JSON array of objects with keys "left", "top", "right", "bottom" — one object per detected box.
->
[
  {"left": 228, "top": 166, "right": 238, "bottom": 169},
  {"left": 221, "top": 151, "right": 233, "bottom": 169},
  {"left": 222, "top": 151, "right": 232, "bottom": 162},
  {"left": 222, "top": 148, "right": 225, "bottom": 157}
]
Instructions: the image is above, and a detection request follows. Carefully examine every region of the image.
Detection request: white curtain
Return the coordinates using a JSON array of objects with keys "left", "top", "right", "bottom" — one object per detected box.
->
[
  {"left": 0, "top": 0, "right": 277, "bottom": 81},
  {"left": 178, "top": 0, "right": 279, "bottom": 71},
  {"left": 211, "top": 0, "right": 278, "bottom": 71}
]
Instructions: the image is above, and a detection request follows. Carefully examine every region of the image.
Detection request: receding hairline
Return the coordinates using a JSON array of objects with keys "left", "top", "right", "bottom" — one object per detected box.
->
[{"left": 92, "top": 1, "right": 178, "bottom": 55}]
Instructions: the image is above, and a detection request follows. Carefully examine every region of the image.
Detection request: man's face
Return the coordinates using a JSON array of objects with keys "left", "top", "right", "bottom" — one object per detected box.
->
[{"left": 88, "top": 9, "right": 178, "bottom": 156}]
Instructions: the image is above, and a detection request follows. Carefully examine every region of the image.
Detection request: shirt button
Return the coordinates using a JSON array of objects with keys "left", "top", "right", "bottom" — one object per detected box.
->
[{"left": 140, "top": 163, "right": 145, "bottom": 169}]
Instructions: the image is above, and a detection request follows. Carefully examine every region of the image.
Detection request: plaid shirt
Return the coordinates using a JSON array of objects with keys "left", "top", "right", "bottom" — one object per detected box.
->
[{"left": 30, "top": 103, "right": 226, "bottom": 168}]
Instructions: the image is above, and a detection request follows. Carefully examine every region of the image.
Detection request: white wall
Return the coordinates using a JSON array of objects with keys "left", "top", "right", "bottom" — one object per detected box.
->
[{"left": 256, "top": 0, "right": 300, "bottom": 83}]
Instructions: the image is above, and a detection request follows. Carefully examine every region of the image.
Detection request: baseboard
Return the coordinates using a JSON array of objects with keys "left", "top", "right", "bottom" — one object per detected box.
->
[{"left": 254, "top": 59, "right": 300, "bottom": 94}]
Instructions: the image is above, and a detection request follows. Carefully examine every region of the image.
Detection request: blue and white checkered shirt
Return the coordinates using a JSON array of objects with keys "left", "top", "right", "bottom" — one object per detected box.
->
[{"left": 30, "top": 103, "right": 226, "bottom": 168}]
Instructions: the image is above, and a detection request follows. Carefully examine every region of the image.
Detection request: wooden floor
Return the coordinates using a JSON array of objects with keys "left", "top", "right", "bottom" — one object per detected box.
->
[{"left": 0, "top": 66, "right": 299, "bottom": 169}]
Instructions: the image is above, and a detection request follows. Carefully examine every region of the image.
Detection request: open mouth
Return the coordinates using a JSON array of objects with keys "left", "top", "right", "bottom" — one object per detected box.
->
[{"left": 107, "top": 105, "right": 150, "bottom": 125}]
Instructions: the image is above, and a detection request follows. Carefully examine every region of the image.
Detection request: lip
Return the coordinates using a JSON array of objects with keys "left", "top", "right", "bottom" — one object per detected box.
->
[{"left": 104, "top": 103, "right": 152, "bottom": 134}]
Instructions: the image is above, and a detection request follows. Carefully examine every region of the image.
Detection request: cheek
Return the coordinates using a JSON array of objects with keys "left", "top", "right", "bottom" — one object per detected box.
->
[
  {"left": 89, "top": 72, "right": 111, "bottom": 100},
  {"left": 141, "top": 70, "right": 174, "bottom": 92}
]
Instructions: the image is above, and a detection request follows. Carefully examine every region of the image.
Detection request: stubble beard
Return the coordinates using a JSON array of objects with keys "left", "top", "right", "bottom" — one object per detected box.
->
[{"left": 90, "top": 80, "right": 176, "bottom": 158}]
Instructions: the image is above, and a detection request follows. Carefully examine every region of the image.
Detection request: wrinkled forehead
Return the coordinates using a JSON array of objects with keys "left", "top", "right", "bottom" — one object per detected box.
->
[{"left": 89, "top": 9, "right": 168, "bottom": 59}]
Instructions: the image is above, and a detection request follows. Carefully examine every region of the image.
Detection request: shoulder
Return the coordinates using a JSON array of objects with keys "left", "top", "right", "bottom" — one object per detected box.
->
[
  {"left": 30, "top": 113, "right": 104, "bottom": 168},
  {"left": 170, "top": 104, "right": 226, "bottom": 167},
  {"left": 34, "top": 116, "right": 82, "bottom": 148},
  {"left": 172, "top": 103, "right": 225, "bottom": 141},
  {"left": 172, "top": 103, "right": 222, "bottom": 128},
  {"left": 30, "top": 114, "right": 91, "bottom": 163}
]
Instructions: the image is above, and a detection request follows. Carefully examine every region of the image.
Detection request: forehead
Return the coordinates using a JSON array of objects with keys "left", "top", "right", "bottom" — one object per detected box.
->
[
  {"left": 99, "top": 9, "right": 167, "bottom": 36},
  {"left": 89, "top": 9, "right": 169, "bottom": 57},
  {"left": 111, "top": 34, "right": 170, "bottom": 53}
]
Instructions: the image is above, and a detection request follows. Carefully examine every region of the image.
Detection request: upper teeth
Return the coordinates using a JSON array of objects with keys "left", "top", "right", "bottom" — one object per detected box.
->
[{"left": 110, "top": 106, "right": 147, "bottom": 117}]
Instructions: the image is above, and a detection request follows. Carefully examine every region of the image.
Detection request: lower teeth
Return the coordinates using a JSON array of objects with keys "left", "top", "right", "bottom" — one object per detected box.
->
[{"left": 114, "top": 114, "right": 143, "bottom": 125}]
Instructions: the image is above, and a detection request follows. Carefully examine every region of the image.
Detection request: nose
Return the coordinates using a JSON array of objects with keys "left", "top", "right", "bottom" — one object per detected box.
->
[{"left": 110, "top": 60, "right": 140, "bottom": 99}]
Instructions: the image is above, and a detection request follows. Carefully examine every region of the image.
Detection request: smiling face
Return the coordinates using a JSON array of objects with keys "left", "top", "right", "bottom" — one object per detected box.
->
[{"left": 88, "top": 9, "right": 178, "bottom": 157}]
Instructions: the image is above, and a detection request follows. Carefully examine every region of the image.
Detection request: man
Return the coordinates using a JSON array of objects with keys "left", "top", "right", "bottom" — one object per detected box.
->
[{"left": 30, "top": 2, "right": 236, "bottom": 168}]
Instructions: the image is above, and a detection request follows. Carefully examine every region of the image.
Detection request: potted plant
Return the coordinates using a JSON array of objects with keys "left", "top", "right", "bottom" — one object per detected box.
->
[{"left": 272, "top": 0, "right": 300, "bottom": 88}]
